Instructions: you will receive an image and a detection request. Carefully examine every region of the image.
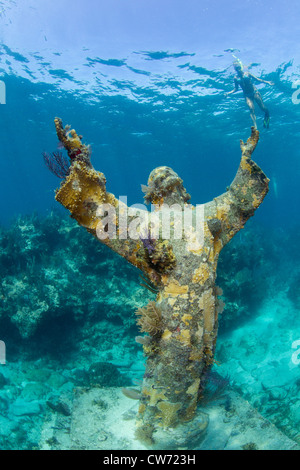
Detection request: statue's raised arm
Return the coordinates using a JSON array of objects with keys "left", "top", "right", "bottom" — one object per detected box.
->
[
  {"left": 53, "top": 117, "right": 159, "bottom": 281},
  {"left": 205, "top": 127, "right": 269, "bottom": 252}
]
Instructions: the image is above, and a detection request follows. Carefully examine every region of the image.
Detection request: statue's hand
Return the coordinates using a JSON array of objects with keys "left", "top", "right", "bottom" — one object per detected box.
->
[{"left": 240, "top": 127, "right": 259, "bottom": 158}]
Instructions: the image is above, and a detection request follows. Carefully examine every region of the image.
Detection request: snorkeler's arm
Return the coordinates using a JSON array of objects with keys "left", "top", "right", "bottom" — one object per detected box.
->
[
  {"left": 205, "top": 127, "right": 269, "bottom": 248},
  {"left": 54, "top": 118, "right": 152, "bottom": 273},
  {"left": 249, "top": 73, "right": 274, "bottom": 86},
  {"left": 226, "top": 78, "right": 239, "bottom": 95}
]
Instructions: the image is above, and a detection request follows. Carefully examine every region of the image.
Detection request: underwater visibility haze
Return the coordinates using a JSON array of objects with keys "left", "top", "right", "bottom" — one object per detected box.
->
[{"left": 0, "top": 0, "right": 299, "bottom": 451}]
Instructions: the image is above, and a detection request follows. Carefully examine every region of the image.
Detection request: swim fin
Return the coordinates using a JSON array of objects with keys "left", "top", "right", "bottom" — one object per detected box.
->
[{"left": 263, "top": 116, "right": 270, "bottom": 129}]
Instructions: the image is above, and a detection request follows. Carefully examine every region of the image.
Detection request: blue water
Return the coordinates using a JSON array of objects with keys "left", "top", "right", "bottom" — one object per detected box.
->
[{"left": 0, "top": 0, "right": 299, "bottom": 451}]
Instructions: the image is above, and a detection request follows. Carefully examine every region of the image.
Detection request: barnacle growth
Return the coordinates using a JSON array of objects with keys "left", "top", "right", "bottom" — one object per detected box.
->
[{"left": 50, "top": 120, "right": 269, "bottom": 448}]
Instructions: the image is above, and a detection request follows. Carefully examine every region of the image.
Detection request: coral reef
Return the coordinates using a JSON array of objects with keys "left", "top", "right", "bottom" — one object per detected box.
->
[
  {"left": 0, "top": 212, "right": 152, "bottom": 339},
  {"left": 50, "top": 119, "right": 269, "bottom": 446},
  {"left": 88, "top": 361, "right": 129, "bottom": 387},
  {"left": 216, "top": 223, "right": 275, "bottom": 330}
]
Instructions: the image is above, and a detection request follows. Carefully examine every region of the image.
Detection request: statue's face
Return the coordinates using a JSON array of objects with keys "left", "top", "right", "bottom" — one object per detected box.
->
[{"left": 143, "top": 166, "right": 191, "bottom": 205}]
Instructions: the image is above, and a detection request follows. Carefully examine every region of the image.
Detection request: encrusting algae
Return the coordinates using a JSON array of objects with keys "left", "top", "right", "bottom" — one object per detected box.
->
[{"left": 50, "top": 118, "right": 269, "bottom": 447}]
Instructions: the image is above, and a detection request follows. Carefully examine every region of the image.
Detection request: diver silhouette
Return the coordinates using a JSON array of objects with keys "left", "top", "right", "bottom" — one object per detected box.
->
[{"left": 226, "top": 59, "right": 274, "bottom": 129}]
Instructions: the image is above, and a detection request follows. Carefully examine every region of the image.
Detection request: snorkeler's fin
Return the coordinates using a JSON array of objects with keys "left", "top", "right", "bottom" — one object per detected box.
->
[{"left": 263, "top": 116, "right": 270, "bottom": 129}]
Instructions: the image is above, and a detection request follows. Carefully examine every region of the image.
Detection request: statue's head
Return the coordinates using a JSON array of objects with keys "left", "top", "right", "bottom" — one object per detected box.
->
[{"left": 142, "top": 166, "right": 191, "bottom": 206}]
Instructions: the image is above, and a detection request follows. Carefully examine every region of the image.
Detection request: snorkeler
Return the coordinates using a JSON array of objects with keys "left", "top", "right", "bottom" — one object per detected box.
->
[{"left": 226, "top": 59, "right": 274, "bottom": 129}]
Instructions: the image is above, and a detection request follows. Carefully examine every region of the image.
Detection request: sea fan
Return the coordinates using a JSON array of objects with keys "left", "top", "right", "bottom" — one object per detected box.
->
[
  {"left": 43, "top": 150, "right": 70, "bottom": 179},
  {"left": 135, "top": 301, "right": 162, "bottom": 336}
]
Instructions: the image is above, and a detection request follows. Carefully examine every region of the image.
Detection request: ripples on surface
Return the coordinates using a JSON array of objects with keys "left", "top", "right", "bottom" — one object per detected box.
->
[{"left": 0, "top": 5, "right": 300, "bottom": 226}]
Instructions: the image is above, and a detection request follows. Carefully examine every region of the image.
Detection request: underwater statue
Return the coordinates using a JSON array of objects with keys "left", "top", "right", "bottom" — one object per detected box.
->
[{"left": 50, "top": 118, "right": 269, "bottom": 448}]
